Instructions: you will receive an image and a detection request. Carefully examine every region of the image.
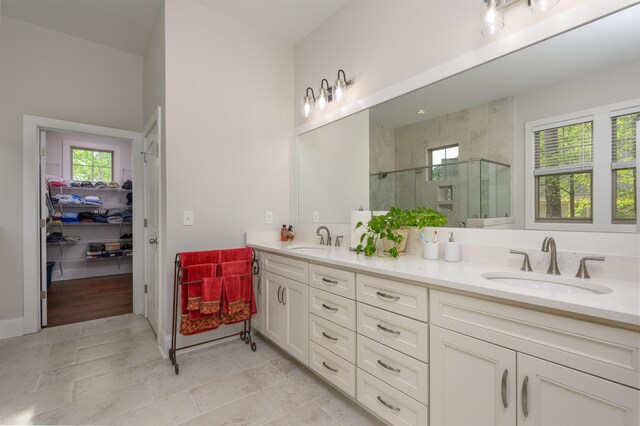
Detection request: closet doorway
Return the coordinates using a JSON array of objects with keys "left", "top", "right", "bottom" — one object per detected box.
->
[
  {"left": 43, "top": 129, "right": 135, "bottom": 327},
  {"left": 23, "top": 116, "right": 147, "bottom": 335}
]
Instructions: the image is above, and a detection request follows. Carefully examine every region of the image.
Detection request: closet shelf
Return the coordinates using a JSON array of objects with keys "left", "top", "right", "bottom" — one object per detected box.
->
[
  {"left": 51, "top": 253, "right": 134, "bottom": 262},
  {"left": 47, "top": 239, "right": 132, "bottom": 247},
  {"left": 49, "top": 186, "right": 131, "bottom": 193},
  {"left": 48, "top": 222, "right": 132, "bottom": 226},
  {"left": 53, "top": 203, "right": 133, "bottom": 208}
]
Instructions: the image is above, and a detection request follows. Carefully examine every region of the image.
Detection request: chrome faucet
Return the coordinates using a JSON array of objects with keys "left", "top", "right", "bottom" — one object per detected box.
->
[
  {"left": 316, "top": 226, "right": 332, "bottom": 246},
  {"left": 541, "top": 236, "right": 560, "bottom": 275}
]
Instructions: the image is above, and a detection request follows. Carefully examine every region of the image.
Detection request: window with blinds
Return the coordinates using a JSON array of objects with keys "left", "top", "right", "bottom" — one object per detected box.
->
[
  {"left": 611, "top": 110, "right": 638, "bottom": 222},
  {"left": 533, "top": 119, "right": 593, "bottom": 221}
]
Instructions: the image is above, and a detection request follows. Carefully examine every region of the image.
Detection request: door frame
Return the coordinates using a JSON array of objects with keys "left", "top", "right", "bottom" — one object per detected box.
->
[{"left": 23, "top": 115, "right": 144, "bottom": 334}]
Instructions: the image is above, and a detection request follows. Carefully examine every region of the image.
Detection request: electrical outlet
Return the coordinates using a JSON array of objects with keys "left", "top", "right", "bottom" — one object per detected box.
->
[
  {"left": 265, "top": 211, "right": 273, "bottom": 224},
  {"left": 313, "top": 211, "right": 320, "bottom": 222},
  {"left": 183, "top": 211, "right": 194, "bottom": 226}
]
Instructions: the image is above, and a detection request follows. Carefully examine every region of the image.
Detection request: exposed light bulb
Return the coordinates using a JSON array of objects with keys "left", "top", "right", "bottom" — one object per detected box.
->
[
  {"left": 334, "top": 78, "right": 346, "bottom": 102},
  {"left": 303, "top": 97, "right": 312, "bottom": 117},
  {"left": 481, "top": 0, "right": 504, "bottom": 36},
  {"left": 317, "top": 88, "right": 328, "bottom": 110},
  {"left": 529, "top": 0, "right": 559, "bottom": 12}
]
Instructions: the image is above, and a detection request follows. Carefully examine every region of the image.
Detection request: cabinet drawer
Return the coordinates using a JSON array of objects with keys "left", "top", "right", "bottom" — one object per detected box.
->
[
  {"left": 309, "top": 341, "right": 356, "bottom": 398},
  {"left": 310, "top": 313, "right": 356, "bottom": 363},
  {"left": 357, "top": 303, "right": 429, "bottom": 361},
  {"left": 357, "top": 335, "right": 429, "bottom": 404},
  {"left": 309, "top": 287, "right": 356, "bottom": 331},
  {"left": 309, "top": 264, "right": 355, "bottom": 299},
  {"left": 262, "top": 252, "right": 308, "bottom": 284},
  {"left": 357, "top": 369, "right": 428, "bottom": 426},
  {"left": 430, "top": 290, "right": 640, "bottom": 389},
  {"left": 357, "top": 274, "right": 428, "bottom": 321}
]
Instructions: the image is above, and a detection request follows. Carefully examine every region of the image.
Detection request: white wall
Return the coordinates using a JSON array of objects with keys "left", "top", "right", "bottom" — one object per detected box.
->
[
  {"left": 294, "top": 0, "right": 638, "bottom": 128},
  {"left": 0, "top": 15, "right": 143, "bottom": 321},
  {"left": 163, "top": 1, "right": 293, "bottom": 339}
]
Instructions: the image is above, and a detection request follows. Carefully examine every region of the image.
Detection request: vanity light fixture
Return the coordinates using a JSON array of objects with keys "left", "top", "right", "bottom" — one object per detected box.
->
[
  {"left": 303, "top": 87, "right": 316, "bottom": 118},
  {"left": 480, "top": 0, "right": 559, "bottom": 35},
  {"left": 301, "top": 70, "right": 353, "bottom": 117},
  {"left": 317, "top": 79, "right": 330, "bottom": 110}
]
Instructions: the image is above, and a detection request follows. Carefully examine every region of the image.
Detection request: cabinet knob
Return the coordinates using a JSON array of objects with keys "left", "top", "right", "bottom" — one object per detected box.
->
[{"left": 148, "top": 238, "right": 157, "bottom": 244}]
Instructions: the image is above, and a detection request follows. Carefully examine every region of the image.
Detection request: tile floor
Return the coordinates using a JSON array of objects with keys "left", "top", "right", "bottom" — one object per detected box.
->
[{"left": 0, "top": 314, "right": 385, "bottom": 425}]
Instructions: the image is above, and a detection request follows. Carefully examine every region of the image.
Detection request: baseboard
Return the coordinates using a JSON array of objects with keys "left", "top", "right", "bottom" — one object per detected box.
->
[{"left": 0, "top": 317, "right": 24, "bottom": 340}]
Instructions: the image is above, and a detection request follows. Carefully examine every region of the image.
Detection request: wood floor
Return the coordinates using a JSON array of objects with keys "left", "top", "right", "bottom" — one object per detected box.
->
[{"left": 46, "top": 273, "right": 133, "bottom": 327}]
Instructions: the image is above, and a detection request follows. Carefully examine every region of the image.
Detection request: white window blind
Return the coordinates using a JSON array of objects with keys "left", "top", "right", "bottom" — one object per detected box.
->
[
  {"left": 533, "top": 119, "right": 593, "bottom": 176},
  {"left": 611, "top": 110, "right": 639, "bottom": 170}
]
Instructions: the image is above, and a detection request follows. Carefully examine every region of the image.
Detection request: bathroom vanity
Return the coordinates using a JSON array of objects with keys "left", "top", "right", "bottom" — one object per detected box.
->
[{"left": 247, "top": 238, "right": 639, "bottom": 426}]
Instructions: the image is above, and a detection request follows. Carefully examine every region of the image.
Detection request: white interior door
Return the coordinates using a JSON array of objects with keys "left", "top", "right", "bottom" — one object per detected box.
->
[
  {"left": 143, "top": 107, "right": 161, "bottom": 335},
  {"left": 39, "top": 130, "right": 48, "bottom": 327}
]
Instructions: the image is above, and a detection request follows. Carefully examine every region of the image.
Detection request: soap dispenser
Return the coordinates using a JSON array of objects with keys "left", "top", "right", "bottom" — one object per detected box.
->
[{"left": 444, "top": 232, "right": 460, "bottom": 262}]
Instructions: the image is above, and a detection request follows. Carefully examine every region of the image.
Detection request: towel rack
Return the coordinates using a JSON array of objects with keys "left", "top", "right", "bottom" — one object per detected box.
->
[{"left": 169, "top": 249, "right": 259, "bottom": 375}]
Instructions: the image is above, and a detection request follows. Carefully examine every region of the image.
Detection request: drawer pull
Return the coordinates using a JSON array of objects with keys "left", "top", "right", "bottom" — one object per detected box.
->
[
  {"left": 376, "top": 291, "right": 400, "bottom": 301},
  {"left": 377, "top": 359, "right": 401, "bottom": 373},
  {"left": 322, "top": 303, "right": 338, "bottom": 312},
  {"left": 321, "top": 277, "right": 339, "bottom": 285},
  {"left": 277, "top": 286, "right": 282, "bottom": 303},
  {"left": 322, "top": 332, "right": 338, "bottom": 341},
  {"left": 522, "top": 376, "right": 529, "bottom": 417},
  {"left": 376, "top": 324, "right": 401, "bottom": 335},
  {"left": 501, "top": 369, "right": 508, "bottom": 408},
  {"left": 376, "top": 395, "right": 401, "bottom": 412},
  {"left": 322, "top": 361, "right": 339, "bottom": 373}
]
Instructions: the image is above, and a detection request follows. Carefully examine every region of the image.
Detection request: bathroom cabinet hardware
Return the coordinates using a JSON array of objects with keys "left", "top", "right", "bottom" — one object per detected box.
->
[
  {"left": 277, "top": 286, "right": 283, "bottom": 303},
  {"left": 377, "top": 359, "right": 401, "bottom": 373},
  {"left": 149, "top": 238, "right": 157, "bottom": 244},
  {"left": 376, "top": 291, "right": 400, "bottom": 301},
  {"left": 322, "top": 303, "right": 338, "bottom": 311},
  {"left": 377, "top": 324, "right": 401, "bottom": 335},
  {"left": 282, "top": 287, "right": 287, "bottom": 305},
  {"left": 322, "top": 361, "right": 339, "bottom": 373},
  {"left": 501, "top": 369, "right": 509, "bottom": 408},
  {"left": 377, "top": 395, "right": 401, "bottom": 412},
  {"left": 510, "top": 250, "right": 532, "bottom": 272},
  {"left": 335, "top": 235, "right": 343, "bottom": 247},
  {"left": 575, "top": 256, "right": 605, "bottom": 279},
  {"left": 541, "top": 236, "right": 560, "bottom": 275},
  {"left": 257, "top": 277, "right": 261, "bottom": 294},
  {"left": 322, "top": 277, "right": 338, "bottom": 285},
  {"left": 521, "top": 376, "right": 529, "bottom": 417},
  {"left": 322, "top": 332, "right": 338, "bottom": 341},
  {"left": 170, "top": 251, "right": 259, "bottom": 375}
]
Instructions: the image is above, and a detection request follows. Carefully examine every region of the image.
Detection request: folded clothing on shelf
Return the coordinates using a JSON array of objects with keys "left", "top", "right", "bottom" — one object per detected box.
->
[
  {"left": 92, "top": 215, "right": 108, "bottom": 223},
  {"left": 84, "top": 195, "right": 102, "bottom": 205},
  {"left": 107, "top": 216, "right": 123, "bottom": 223},
  {"left": 122, "top": 209, "right": 132, "bottom": 222},
  {"left": 126, "top": 192, "right": 132, "bottom": 206},
  {"left": 108, "top": 182, "right": 120, "bottom": 188},
  {"left": 122, "top": 180, "right": 132, "bottom": 190},
  {"left": 78, "top": 212, "right": 93, "bottom": 222},
  {"left": 63, "top": 235, "right": 81, "bottom": 243},
  {"left": 47, "top": 175, "right": 67, "bottom": 187},
  {"left": 52, "top": 194, "right": 83, "bottom": 204},
  {"left": 61, "top": 212, "right": 79, "bottom": 223},
  {"left": 107, "top": 208, "right": 122, "bottom": 217},
  {"left": 94, "top": 182, "right": 108, "bottom": 189},
  {"left": 81, "top": 181, "right": 94, "bottom": 188}
]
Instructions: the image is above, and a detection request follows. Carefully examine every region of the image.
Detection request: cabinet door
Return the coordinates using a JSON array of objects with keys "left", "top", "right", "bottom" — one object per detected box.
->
[
  {"left": 251, "top": 271, "right": 263, "bottom": 333},
  {"left": 430, "top": 325, "right": 516, "bottom": 426},
  {"left": 518, "top": 353, "right": 640, "bottom": 426},
  {"left": 282, "top": 279, "right": 309, "bottom": 365},
  {"left": 262, "top": 271, "right": 284, "bottom": 343}
]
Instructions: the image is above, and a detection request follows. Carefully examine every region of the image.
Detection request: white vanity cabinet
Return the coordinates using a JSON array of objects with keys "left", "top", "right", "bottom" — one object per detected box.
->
[
  {"left": 430, "top": 290, "right": 640, "bottom": 426},
  {"left": 261, "top": 253, "right": 309, "bottom": 365}
]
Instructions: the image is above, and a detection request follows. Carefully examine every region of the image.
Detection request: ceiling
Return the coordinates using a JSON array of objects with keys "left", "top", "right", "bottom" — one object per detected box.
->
[{"left": 0, "top": 0, "right": 349, "bottom": 56}]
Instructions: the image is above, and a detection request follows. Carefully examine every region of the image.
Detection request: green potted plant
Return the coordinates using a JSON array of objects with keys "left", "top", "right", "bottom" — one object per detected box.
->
[{"left": 355, "top": 206, "right": 447, "bottom": 258}]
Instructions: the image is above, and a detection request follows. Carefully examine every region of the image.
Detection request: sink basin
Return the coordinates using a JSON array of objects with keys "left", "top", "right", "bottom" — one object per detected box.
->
[
  {"left": 481, "top": 272, "right": 612, "bottom": 295},
  {"left": 286, "top": 244, "right": 331, "bottom": 251}
]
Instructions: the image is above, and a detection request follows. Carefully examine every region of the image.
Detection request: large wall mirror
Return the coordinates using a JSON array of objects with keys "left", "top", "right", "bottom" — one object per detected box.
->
[{"left": 297, "top": 5, "right": 640, "bottom": 231}]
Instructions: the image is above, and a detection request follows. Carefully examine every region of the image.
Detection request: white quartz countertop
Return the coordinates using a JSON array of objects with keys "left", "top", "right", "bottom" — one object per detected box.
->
[{"left": 248, "top": 240, "right": 640, "bottom": 327}]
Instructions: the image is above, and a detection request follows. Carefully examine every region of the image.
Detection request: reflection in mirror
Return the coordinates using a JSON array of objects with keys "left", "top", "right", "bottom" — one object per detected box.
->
[{"left": 297, "top": 5, "right": 640, "bottom": 231}]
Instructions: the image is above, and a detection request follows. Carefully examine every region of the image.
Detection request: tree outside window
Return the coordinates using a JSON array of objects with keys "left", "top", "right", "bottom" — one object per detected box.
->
[
  {"left": 534, "top": 121, "right": 592, "bottom": 221},
  {"left": 611, "top": 112, "right": 638, "bottom": 223},
  {"left": 71, "top": 148, "right": 113, "bottom": 182},
  {"left": 429, "top": 145, "right": 459, "bottom": 180}
]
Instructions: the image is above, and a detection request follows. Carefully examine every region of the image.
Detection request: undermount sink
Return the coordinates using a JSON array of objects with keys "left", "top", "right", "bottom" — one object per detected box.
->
[
  {"left": 286, "top": 244, "right": 331, "bottom": 251},
  {"left": 481, "top": 272, "right": 613, "bottom": 295}
]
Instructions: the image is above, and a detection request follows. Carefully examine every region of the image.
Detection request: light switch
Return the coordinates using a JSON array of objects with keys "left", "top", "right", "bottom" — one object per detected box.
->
[
  {"left": 183, "top": 211, "right": 194, "bottom": 226},
  {"left": 313, "top": 211, "right": 320, "bottom": 222},
  {"left": 265, "top": 211, "right": 273, "bottom": 224}
]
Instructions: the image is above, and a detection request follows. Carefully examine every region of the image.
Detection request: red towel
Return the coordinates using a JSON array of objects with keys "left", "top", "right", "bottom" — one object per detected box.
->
[
  {"left": 200, "top": 277, "right": 222, "bottom": 315},
  {"left": 220, "top": 247, "right": 252, "bottom": 263},
  {"left": 180, "top": 250, "right": 221, "bottom": 268},
  {"left": 219, "top": 260, "right": 252, "bottom": 276},
  {"left": 181, "top": 264, "right": 216, "bottom": 314},
  {"left": 221, "top": 275, "right": 255, "bottom": 324}
]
